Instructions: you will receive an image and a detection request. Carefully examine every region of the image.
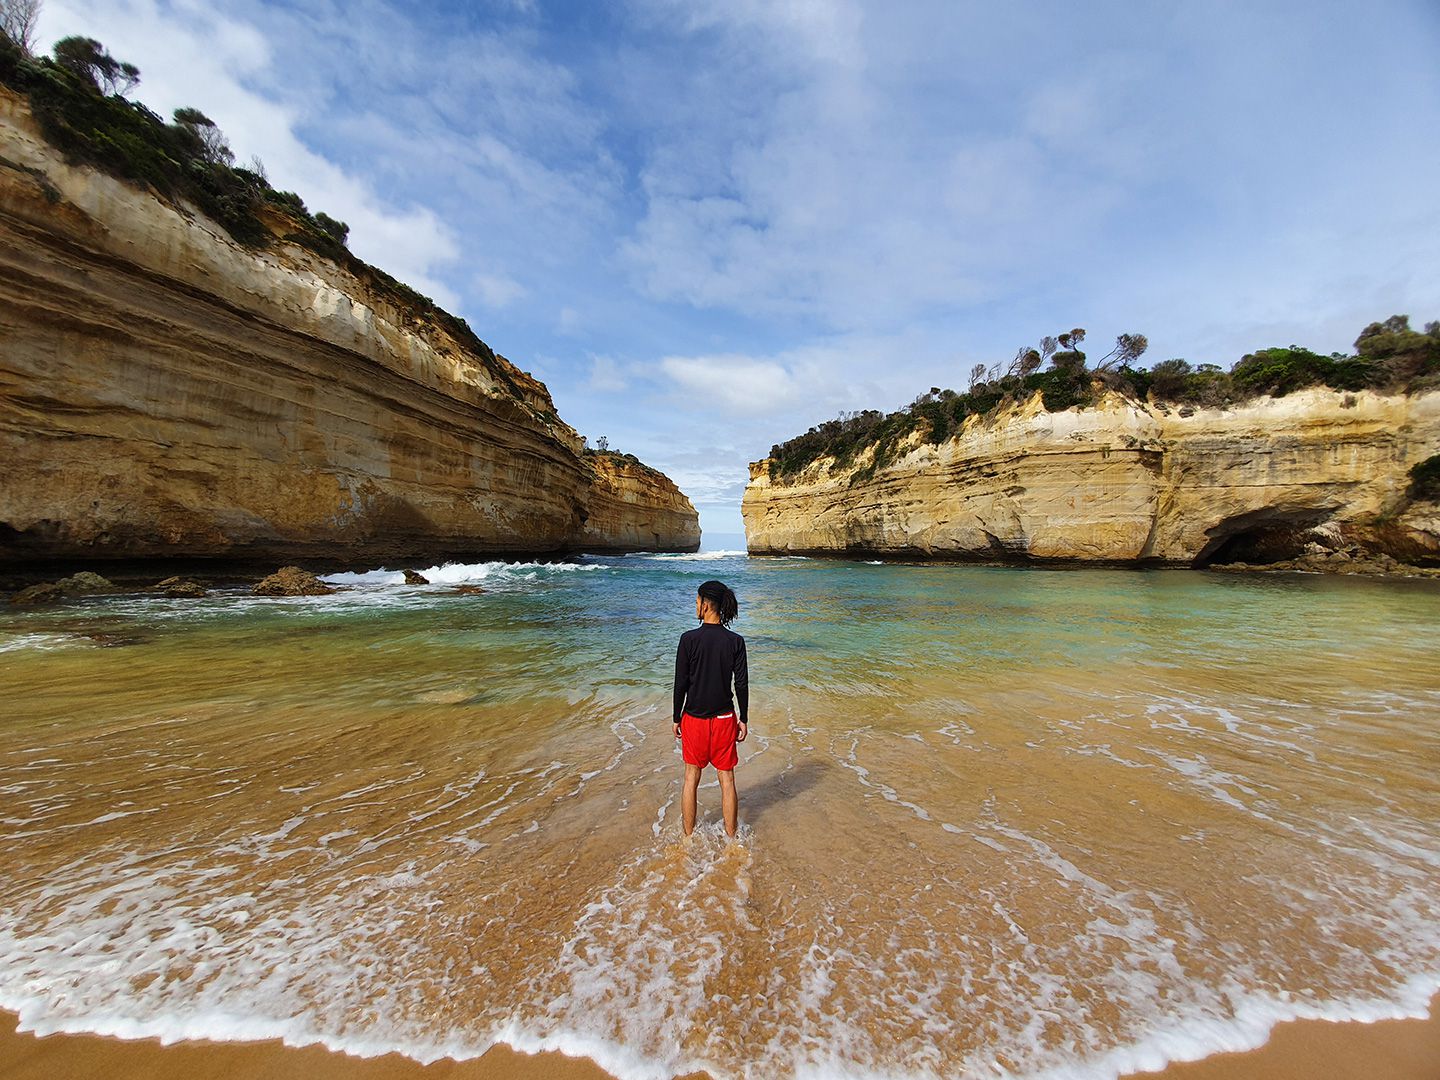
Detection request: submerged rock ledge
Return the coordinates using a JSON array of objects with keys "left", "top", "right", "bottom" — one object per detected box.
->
[
  {"left": 0, "top": 88, "right": 699, "bottom": 568},
  {"left": 743, "top": 387, "right": 1440, "bottom": 569}
]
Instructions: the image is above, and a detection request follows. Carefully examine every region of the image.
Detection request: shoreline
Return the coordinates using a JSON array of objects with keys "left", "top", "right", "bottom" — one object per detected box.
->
[
  {"left": 2, "top": 994, "right": 1436, "bottom": 1080},
  {"left": 0, "top": 550, "right": 697, "bottom": 596},
  {"left": 7, "top": 556, "right": 1440, "bottom": 599},
  {"left": 742, "top": 550, "right": 1440, "bottom": 579}
]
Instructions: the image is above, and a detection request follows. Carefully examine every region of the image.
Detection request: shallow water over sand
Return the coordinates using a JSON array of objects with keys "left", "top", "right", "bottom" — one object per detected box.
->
[{"left": 1, "top": 556, "right": 1438, "bottom": 1079}]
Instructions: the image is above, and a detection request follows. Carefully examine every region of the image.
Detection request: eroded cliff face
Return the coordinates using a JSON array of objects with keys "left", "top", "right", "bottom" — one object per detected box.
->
[
  {"left": 743, "top": 388, "right": 1440, "bottom": 566},
  {"left": 580, "top": 455, "right": 701, "bottom": 553},
  {"left": 0, "top": 89, "right": 698, "bottom": 566}
]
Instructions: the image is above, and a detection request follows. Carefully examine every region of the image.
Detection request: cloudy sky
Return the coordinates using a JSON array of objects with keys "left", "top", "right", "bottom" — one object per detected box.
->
[{"left": 35, "top": 0, "right": 1440, "bottom": 539}]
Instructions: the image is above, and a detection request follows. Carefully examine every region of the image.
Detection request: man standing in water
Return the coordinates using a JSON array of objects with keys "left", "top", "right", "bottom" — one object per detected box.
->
[{"left": 673, "top": 579, "right": 748, "bottom": 837}]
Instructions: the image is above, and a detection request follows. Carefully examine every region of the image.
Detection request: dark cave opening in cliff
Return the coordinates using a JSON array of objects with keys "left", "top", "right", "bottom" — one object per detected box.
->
[{"left": 1193, "top": 508, "right": 1336, "bottom": 567}]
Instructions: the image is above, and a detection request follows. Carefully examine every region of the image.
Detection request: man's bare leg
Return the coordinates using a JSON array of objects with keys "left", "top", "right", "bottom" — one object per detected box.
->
[
  {"left": 717, "top": 769, "right": 738, "bottom": 837},
  {"left": 682, "top": 764, "right": 702, "bottom": 836}
]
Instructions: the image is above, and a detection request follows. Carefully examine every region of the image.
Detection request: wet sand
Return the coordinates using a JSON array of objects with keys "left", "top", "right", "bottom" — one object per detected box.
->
[
  {"left": 3, "top": 998, "right": 1437, "bottom": 1080},
  {"left": 1130, "top": 992, "right": 1440, "bottom": 1079}
]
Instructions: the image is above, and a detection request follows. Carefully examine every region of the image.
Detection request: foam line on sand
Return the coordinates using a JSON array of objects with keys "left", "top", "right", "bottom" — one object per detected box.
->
[{"left": 1, "top": 997, "right": 1436, "bottom": 1080}]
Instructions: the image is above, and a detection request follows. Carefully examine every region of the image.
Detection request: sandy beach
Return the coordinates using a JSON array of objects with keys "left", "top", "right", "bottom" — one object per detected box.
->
[
  {"left": 3, "top": 997, "right": 1437, "bottom": 1079},
  {"left": 4, "top": 562, "right": 1439, "bottom": 1078}
]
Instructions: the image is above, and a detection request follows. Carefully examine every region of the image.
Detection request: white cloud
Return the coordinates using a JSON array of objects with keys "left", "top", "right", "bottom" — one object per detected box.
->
[
  {"left": 472, "top": 273, "right": 528, "bottom": 309},
  {"left": 642, "top": 0, "right": 867, "bottom": 70},
  {"left": 620, "top": 36, "right": 1103, "bottom": 328},
  {"left": 557, "top": 307, "right": 582, "bottom": 335},
  {"left": 587, "top": 355, "right": 628, "bottom": 393},
  {"left": 660, "top": 354, "right": 802, "bottom": 414},
  {"left": 655, "top": 331, "right": 949, "bottom": 423},
  {"left": 621, "top": 2, "right": 1440, "bottom": 351}
]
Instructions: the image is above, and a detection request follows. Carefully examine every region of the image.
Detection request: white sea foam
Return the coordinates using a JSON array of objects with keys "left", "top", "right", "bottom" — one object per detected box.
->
[
  {"left": 8, "top": 969, "right": 1437, "bottom": 1080},
  {"left": 614, "top": 549, "right": 747, "bottom": 561},
  {"left": 320, "top": 559, "right": 605, "bottom": 588},
  {"left": 0, "top": 632, "right": 83, "bottom": 653},
  {"left": 836, "top": 737, "right": 934, "bottom": 823},
  {"left": 2, "top": 826, "right": 1438, "bottom": 1080}
]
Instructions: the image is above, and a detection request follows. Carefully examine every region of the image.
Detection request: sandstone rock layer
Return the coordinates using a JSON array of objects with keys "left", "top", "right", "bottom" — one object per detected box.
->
[
  {"left": 581, "top": 454, "right": 700, "bottom": 553},
  {"left": 0, "top": 89, "right": 698, "bottom": 568},
  {"left": 743, "top": 388, "right": 1440, "bottom": 566}
]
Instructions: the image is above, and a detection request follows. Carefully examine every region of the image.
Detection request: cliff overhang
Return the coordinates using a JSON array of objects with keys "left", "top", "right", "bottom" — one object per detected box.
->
[
  {"left": 0, "top": 87, "right": 700, "bottom": 567},
  {"left": 742, "top": 388, "right": 1440, "bottom": 570}
]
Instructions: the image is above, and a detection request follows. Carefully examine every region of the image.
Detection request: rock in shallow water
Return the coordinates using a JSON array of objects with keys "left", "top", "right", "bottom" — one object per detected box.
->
[
  {"left": 403, "top": 569, "right": 430, "bottom": 585},
  {"left": 154, "top": 576, "right": 208, "bottom": 598},
  {"left": 252, "top": 567, "right": 336, "bottom": 597},
  {"left": 54, "top": 571, "right": 115, "bottom": 593},
  {"left": 9, "top": 582, "right": 65, "bottom": 605}
]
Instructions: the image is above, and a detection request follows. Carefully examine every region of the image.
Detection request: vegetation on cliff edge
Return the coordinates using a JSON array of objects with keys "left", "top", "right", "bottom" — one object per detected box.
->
[
  {"left": 0, "top": 27, "right": 535, "bottom": 407},
  {"left": 767, "top": 316, "right": 1440, "bottom": 482},
  {"left": 582, "top": 443, "right": 670, "bottom": 483}
]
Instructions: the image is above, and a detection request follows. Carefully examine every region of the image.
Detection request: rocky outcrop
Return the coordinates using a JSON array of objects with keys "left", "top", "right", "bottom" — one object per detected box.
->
[
  {"left": 8, "top": 581, "right": 63, "bottom": 605},
  {"left": 579, "top": 453, "right": 701, "bottom": 553},
  {"left": 743, "top": 388, "right": 1440, "bottom": 567},
  {"left": 53, "top": 571, "right": 114, "bottom": 593},
  {"left": 6, "top": 570, "right": 116, "bottom": 603},
  {"left": 253, "top": 566, "right": 335, "bottom": 596},
  {"left": 0, "top": 88, "right": 698, "bottom": 569},
  {"left": 154, "top": 575, "right": 207, "bottom": 597}
]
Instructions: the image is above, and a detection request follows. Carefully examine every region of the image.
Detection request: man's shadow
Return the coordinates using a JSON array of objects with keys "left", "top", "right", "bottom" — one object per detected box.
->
[{"left": 743, "top": 759, "right": 825, "bottom": 823}]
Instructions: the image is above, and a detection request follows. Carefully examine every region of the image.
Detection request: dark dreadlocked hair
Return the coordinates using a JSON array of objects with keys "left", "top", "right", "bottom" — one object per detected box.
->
[{"left": 697, "top": 579, "right": 739, "bottom": 626}]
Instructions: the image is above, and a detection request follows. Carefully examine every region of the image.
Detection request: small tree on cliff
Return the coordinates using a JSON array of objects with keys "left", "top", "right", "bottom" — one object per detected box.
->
[
  {"left": 172, "top": 107, "right": 233, "bottom": 165},
  {"left": 53, "top": 36, "right": 140, "bottom": 96},
  {"left": 1094, "top": 333, "right": 1149, "bottom": 372},
  {"left": 1354, "top": 314, "right": 1440, "bottom": 385},
  {"left": 0, "top": 0, "right": 41, "bottom": 56},
  {"left": 1050, "top": 329, "right": 1087, "bottom": 372},
  {"left": 314, "top": 211, "right": 350, "bottom": 246},
  {"left": 1091, "top": 333, "right": 1149, "bottom": 389},
  {"left": 1146, "top": 358, "right": 1192, "bottom": 399}
]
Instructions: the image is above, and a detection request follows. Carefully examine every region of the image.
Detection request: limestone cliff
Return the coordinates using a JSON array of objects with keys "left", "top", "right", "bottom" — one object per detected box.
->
[
  {"left": 580, "top": 454, "right": 701, "bottom": 553},
  {"left": 0, "top": 88, "right": 699, "bottom": 567},
  {"left": 743, "top": 388, "right": 1440, "bottom": 566}
]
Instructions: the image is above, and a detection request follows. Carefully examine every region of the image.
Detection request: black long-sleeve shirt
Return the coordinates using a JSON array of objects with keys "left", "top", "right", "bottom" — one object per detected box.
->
[{"left": 673, "top": 623, "right": 749, "bottom": 726}]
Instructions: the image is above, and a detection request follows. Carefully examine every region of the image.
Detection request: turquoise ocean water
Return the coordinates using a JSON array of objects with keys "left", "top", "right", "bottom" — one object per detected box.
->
[{"left": 0, "top": 551, "right": 1438, "bottom": 1078}]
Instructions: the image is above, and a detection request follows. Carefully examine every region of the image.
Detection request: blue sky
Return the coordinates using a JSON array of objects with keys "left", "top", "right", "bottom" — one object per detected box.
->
[{"left": 35, "top": 0, "right": 1440, "bottom": 538}]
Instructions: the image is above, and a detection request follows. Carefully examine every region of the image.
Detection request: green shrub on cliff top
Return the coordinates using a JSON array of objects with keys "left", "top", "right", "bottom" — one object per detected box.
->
[
  {"left": 1230, "top": 346, "right": 1374, "bottom": 396},
  {"left": 1356, "top": 315, "right": 1440, "bottom": 387},
  {"left": 0, "top": 25, "right": 26, "bottom": 81},
  {"left": 765, "top": 316, "right": 1438, "bottom": 479},
  {"left": 1, "top": 40, "right": 270, "bottom": 243},
  {"left": 583, "top": 445, "right": 666, "bottom": 481},
  {"left": 768, "top": 327, "right": 1122, "bottom": 479},
  {"left": 0, "top": 30, "right": 537, "bottom": 406},
  {"left": 0, "top": 35, "right": 348, "bottom": 251}
]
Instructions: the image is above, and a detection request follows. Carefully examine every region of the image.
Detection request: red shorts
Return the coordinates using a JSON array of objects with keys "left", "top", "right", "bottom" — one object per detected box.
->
[{"left": 679, "top": 711, "right": 739, "bottom": 771}]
